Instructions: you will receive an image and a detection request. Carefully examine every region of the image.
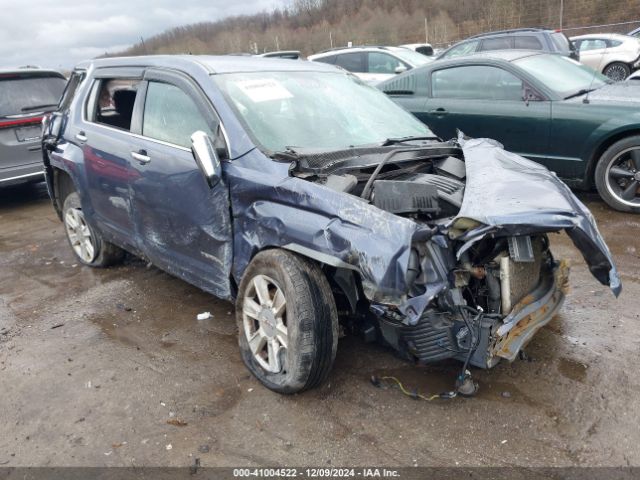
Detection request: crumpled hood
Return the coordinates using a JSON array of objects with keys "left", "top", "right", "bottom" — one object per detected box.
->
[{"left": 454, "top": 136, "right": 621, "bottom": 297}]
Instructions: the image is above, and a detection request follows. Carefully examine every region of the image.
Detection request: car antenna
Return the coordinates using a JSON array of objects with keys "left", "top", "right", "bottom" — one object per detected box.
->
[{"left": 583, "top": 36, "right": 611, "bottom": 104}]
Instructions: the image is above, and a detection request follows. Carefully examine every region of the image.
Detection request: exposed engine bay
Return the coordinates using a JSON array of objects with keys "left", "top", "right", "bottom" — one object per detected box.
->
[{"left": 284, "top": 139, "right": 587, "bottom": 395}]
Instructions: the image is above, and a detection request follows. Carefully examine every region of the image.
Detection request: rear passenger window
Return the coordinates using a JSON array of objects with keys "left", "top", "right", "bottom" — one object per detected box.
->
[
  {"left": 92, "top": 79, "right": 141, "bottom": 131},
  {"left": 514, "top": 36, "right": 543, "bottom": 50},
  {"left": 142, "top": 82, "right": 210, "bottom": 148},
  {"left": 480, "top": 37, "right": 512, "bottom": 51},
  {"left": 335, "top": 53, "right": 366, "bottom": 73}
]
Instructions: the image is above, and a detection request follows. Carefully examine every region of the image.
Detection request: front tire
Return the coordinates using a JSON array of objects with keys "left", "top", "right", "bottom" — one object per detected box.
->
[
  {"left": 62, "top": 192, "right": 125, "bottom": 266},
  {"left": 594, "top": 136, "right": 640, "bottom": 213},
  {"left": 603, "top": 62, "right": 630, "bottom": 81},
  {"left": 236, "top": 250, "right": 338, "bottom": 394}
]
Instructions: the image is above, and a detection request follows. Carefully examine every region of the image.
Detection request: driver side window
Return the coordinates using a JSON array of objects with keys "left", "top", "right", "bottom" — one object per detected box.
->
[
  {"left": 431, "top": 65, "right": 523, "bottom": 101},
  {"left": 142, "top": 81, "right": 210, "bottom": 148}
]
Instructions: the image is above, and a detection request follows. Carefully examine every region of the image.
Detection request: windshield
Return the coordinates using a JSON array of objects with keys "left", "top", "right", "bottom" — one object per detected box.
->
[
  {"left": 393, "top": 49, "right": 433, "bottom": 67},
  {"left": 0, "top": 74, "right": 66, "bottom": 117},
  {"left": 514, "top": 54, "right": 608, "bottom": 97},
  {"left": 214, "top": 71, "right": 433, "bottom": 152}
]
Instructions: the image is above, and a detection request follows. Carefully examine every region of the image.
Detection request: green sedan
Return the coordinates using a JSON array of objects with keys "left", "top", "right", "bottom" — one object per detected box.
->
[{"left": 378, "top": 50, "right": 640, "bottom": 213}]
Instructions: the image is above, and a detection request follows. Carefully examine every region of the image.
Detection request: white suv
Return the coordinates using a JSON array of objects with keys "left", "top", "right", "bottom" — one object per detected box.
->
[{"left": 308, "top": 46, "right": 433, "bottom": 84}]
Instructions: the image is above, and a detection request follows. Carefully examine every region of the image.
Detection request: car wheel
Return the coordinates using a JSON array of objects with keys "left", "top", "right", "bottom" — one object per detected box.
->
[
  {"left": 594, "top": 136, "right": 640, "bottom": 213},
  {"left": 236, "top": 249, "right": 338, "bottom": 394},
  {"left": 62, "top": 192, "right": 125, "bottom": 266},
  {"left": 603, "top": 62, "right": 631, "bottom": 81}
]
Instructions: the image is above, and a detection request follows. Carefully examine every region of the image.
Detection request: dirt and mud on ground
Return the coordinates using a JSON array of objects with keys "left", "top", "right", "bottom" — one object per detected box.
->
[{"left": 1, "top": 182, "right": 639, "bottom": 467}]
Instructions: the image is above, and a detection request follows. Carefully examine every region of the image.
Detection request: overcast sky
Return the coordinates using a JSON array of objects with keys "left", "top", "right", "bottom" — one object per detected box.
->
[{"left": 0, "top": 0, "right": 284, "bottom": 70}]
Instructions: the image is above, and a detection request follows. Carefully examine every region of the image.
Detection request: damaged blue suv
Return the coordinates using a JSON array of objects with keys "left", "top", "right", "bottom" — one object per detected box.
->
[{"left": 42, "top": 56, "right": 620, "bottom": 395}]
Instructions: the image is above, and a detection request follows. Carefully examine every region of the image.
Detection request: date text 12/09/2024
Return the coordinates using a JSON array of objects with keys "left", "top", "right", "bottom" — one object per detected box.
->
[{"left": 233, "top": 468, "right": 400, "bottom": 478}]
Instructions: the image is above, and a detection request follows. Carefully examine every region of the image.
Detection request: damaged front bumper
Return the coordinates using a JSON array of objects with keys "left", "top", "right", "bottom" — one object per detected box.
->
[
  {"left": 373, "top": 258, "right": 571, "bottom": 370},
  {"left": 489, "top": 259, "right": 570, "bottom": 364}
]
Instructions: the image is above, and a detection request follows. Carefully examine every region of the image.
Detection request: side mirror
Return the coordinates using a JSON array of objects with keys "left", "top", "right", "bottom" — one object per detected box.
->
[
  {"left": 42, "top": 112, "right": 63, "bottom": 151},
  {"left": 395, "top": 65, "right": 408, "bottom": 74},
  {"left": 191, "top": 131, "right": 222, "bottom": 188},
  {"left": 522, "top": 86, "right": 541, "bottom": 105}
]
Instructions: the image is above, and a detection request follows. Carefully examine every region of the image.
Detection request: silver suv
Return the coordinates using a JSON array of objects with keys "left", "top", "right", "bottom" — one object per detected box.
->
[{"left": 0, "top": 68, "right": 66, "bottom": 186}]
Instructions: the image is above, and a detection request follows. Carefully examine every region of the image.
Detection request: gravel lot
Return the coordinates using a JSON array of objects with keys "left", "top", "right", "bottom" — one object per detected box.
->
[{"left": 1, "top": 182, "right": 639, "bottom": 467}]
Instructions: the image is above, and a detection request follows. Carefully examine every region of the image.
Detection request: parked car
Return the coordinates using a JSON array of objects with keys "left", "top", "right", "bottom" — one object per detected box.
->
[
  {"left": 379, "top": 50, "right": 640, "bottom": 212},
  {"left": 308, "top": 46, "right": 433, "bottom": 84},
  {"left": 42, "top": 55, "right": 619, "bottom": 395},
  {"left": 570, "top": 33, "right": 640, "bottom": 81},
  {"left": 437, "top": 28, "right": 579, "bottom": 61},
  {"left": 400, "top": 43, "right": 434, "bottom": 56},
  {"left": 629, "top": 26, "right": 640, "bottom": 38},
  {"left": 0, "top": 68, "right": 66, "bottom": 186}
]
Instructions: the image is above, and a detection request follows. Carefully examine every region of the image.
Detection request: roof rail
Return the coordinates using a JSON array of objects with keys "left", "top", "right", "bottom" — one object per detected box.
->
[{"left": 468, "top": 27, "right": 549, "bottom": 39}]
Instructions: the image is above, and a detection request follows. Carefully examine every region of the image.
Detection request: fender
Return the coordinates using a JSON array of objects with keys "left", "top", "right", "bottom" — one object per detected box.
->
[
  {"left": 582, "top": 121, "right": 640, "bottom": 186},
  {"left": 226, "top": 154, "right": 422, "bottom": 305}
]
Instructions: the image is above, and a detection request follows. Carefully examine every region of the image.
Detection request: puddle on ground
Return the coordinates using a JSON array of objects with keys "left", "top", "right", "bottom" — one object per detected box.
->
[
  {"left": 558, "top": 357, "right": 588, "bottom": 383},
  {"left": 177, "top": 383, "right": 244, "bottom": 418}
]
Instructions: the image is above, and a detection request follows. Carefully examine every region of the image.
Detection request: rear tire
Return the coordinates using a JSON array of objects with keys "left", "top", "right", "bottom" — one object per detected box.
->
[
  {"left": 603, "top": 62, "right": 630, "bottom": 81},
  {"left": 236, "top": 249, "right": 338, "bottom": 394},
  {"left": 594, "top": 136, "right": 640, "bottom": 213},
  {"left": 62, "top": 192, "right": 125, "bottom": 267}
]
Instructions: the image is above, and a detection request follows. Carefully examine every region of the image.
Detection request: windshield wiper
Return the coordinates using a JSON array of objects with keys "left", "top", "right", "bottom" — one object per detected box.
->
[
  {"left": 380, "top": 135, "right": 438, "bottom": 146},
  {"left": 21, "top": 103, "right": 58, "bottom": 112},
  {"left": 564, "top": 88, "right": 597, "bottom": 100},
  {"left": 271, "top": 148, "right": 300, "bottom": 162}
]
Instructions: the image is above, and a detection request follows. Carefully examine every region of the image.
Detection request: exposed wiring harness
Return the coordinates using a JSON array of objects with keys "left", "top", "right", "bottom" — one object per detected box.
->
[
  {"left": 370, "top": 375, "right": 456, "bottom": 400},
  {"left": 454, "top": 305, "right": 483, "bottom": 396},
  {"left": 370, "top": 305, "right": 486, "bottom": 400}
]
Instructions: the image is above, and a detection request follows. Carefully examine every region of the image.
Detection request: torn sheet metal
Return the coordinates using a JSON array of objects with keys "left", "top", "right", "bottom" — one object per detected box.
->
[
  {"left": 227, "top": 135, "right": 620, "bottom": 318},
  {"left": 398, "top": 282, "right": 446, "bottom": 325},
  {"left": 454, "top": 136, "right": 621, "bottom": 297},
  {"left": 226, "top": 149, "right": 421, "bottom": 303}
]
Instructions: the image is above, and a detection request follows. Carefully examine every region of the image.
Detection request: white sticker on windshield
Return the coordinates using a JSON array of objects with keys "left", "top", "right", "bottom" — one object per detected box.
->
[{"left": 236, "top": 79, "right": 293, "bottom": 103}]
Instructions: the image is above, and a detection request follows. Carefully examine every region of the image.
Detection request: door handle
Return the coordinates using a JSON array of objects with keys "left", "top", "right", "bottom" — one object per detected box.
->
[
  {"left": 429, "top": 108, "right": 448, "bottom": 116},
  {"left": 131, "top": 150, "right": 151, "bottom": 165},
  {"left": 75, "top": 131, "right": 87, "bottom": 142}
]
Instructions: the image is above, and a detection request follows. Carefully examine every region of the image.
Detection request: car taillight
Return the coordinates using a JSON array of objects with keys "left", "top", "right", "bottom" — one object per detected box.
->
[{"left": 0, "top": 116, "right": 44, "bottom": 129}]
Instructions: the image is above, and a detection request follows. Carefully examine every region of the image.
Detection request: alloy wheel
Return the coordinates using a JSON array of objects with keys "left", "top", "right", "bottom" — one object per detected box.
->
[
  {"left": 64, "top": 207, "right": 96, "bottom": 263},
  {"left": 605, "top": 147, "right": 640, "bottom": 207},
  {"left": 604, "top": 64, "right": 629, "bottom": 82},
  {"left": 242, "top": 274, "right": 288, "bottom": 373}
]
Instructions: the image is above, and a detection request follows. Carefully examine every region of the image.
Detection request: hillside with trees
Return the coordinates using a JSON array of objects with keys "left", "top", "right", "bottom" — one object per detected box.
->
[{"left": 116, "top": 0, "right": 639, "bottom": 57}]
